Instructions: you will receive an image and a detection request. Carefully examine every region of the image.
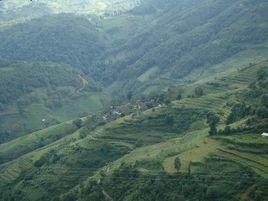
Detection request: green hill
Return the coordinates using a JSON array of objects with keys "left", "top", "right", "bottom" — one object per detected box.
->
[
  {"left": 0, "top": 2, "right": 268, "bottom": 200},
  {"left": 0, "top": 60, "right": 267, "bottom": 201},
  {"left": 0, "top": 60, "right": 108, "bottom": 143},
  {"left": 0, "top": 14, "right": 106, "bottom": 71},
  {"left": 98, "top": 0, "right": 268, "bottom": 95},
  {"left": 1, "top": 0, "right": 268, "bottom": 96}
]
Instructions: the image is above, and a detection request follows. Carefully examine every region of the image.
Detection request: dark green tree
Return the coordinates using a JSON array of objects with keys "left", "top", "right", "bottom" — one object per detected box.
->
[
  {"left": 194, "top": 86, "right": 204, "bottom": 97},
  {"left": 174, "top": 157, "right": 181, "bottom": 172},
  {"left": 226, "top": 103, "right": 249, "bottom": 124},
  {"left": 257, "top": 69, "right": 267, "bottom": 81},
  {"left": 73, "top": 118, "right": 82, "bottom": 128},
  {"left": 261, "top": 94, "right": 268, "bottom": 108},
  {"left": 207, "top": 113, "right": 220, "bottom": 136},
  {"left": 165, "top": 114, "right": 174, "bottom": 125}
]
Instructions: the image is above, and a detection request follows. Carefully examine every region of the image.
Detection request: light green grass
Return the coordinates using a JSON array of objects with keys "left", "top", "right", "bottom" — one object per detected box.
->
[
  {"left": 54, "top": 93, "right": 105, "bottom": 120},
  {"left": 0, "top": 120, "right": 78, "bottom": 165},
  {"left": 163, "top": 138, "right": 221, "bottom": 173},
  {"left": 138, "top": 67, "right": 160, "bottom": 82}
]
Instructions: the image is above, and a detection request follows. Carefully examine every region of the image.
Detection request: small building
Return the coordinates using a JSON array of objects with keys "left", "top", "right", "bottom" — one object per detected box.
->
[
  {"left": 102, "top": 114, "right": 113, "bottom": 122},
  {"left": 261, "top": 133, "right": 268, "bottom": 137}
]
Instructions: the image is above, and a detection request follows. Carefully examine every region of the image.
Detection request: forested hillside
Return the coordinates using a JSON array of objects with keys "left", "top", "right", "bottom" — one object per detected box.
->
[
  {"left": 98, "top": 0, "right": 268, "bottom": 95},
  {"left": 0, "top": 14, "right": 106, "bottom": 71},
  {"left": 0, "top": 1, "right": 268, "bottom": 200},
  {"left": 0, "top": 60, "right": 107, "bottom": 143},
  {"left": 1, "top": 0, "right": 267, "bottom": 95}
]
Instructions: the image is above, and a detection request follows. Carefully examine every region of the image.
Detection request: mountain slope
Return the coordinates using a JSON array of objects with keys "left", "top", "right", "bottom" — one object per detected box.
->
[
  {"left": 0, "top": 14, "right": 106, "bottom": 71},
  {"left": 99, "top": 0, "right": 268, "bottom": 95},
  {"left": 0, "top": 60, "right": 267, "bottom": 201},
  {"left": 0, "top": 60, "right": 107, "bottom": 143},
  {"left": 0, "top": 0, "right": 142, "bottom": 20},
  {"left": 1, "top": 0, "right": 267, "bottom": 96}
]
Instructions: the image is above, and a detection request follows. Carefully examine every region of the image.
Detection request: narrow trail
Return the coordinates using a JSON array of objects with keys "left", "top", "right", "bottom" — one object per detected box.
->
[
  {"left": 76, "top": 75, "right": 88, "bottom": 93},
  {"left": 97, "top": 174, "right": 115, "bottom": 201},
  {"left": 102, "top": 189, "right": 115, "bottom": 201}
]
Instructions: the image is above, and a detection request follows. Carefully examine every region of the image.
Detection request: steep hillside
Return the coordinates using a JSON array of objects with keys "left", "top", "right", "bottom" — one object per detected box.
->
[
  {"left": 99, "top": 0, "right": 268, "bottom": 95},
  {"left": 0, "top": 60, "right": 108, "bottom": 143},
  {"left": 1, "top": 0, "right": 268, "bottom": 96},
  {"left": 0, "top": 61, "right": 267, "bottom": 201},
  {"left": 0, "top": 14, "right": 106, "bottom": 71},
  {"left": 0, "top": 1, "right": 267, "bottom": 201}
]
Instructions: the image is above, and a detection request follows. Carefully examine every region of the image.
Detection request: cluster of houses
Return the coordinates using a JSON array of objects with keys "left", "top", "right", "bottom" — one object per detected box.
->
[
  {"left": 102, "top": 100, "right": 146, "bottom": 122},
  {"left": 102, "top": 105, "right": 125, "bottom": 122}
]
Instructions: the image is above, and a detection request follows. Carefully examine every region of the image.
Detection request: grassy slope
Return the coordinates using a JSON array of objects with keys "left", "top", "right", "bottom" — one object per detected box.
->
[
  {"left": 0, "top": 61, "right": 108, "bottom": 143},
  {"left": 0, "top": 61, "right": 267, "bottom": 200},
  {"left": 0, "top": 118, "right": 87, "bottom": 165},
  {"left": 61, "top": 60, "right": 267, "bottom": 201}
]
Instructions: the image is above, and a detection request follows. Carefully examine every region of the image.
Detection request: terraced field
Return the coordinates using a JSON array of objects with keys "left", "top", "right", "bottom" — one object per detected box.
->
[
  {"left": 0, "top": 121, "right": 75, "bottom": 164},
  {"left": 0, "top": 61, "right": 267, "bottom": 201}
]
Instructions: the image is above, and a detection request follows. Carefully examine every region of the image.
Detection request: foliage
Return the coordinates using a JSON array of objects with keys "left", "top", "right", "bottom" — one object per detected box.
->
[
  {"left": 226, "top": 103, "right": 250, "bottom": 124},
  {"left": 194, "top": 87, "right": 204, "bottom": 97},
  {"left": 174, "top": 157, "right": 181, "bottom": 172},
  {"left": 207, "top": 113, "right": 220, "bottom": 136},
  {"left": 73, "top": 118, "right": 82, "bottom": 129}
]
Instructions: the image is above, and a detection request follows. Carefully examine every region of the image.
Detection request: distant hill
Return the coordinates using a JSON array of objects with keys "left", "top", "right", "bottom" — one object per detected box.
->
[
  {"left": 0, "top": 14, "right": 106, "bottom": 71},
  {"left": 99, "top": 0, "right": 268, "bottom": 95},
  {"left": 0, "top": 0, "right": 142, "bottom": 20},
  {"left": 1, "top": 0, "right": 267, "bottom": 96}
]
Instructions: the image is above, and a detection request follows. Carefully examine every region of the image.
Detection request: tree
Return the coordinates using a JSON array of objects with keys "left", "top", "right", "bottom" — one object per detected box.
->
[
  {"left": 165, "top": 114, "right": 174, "bottom": 125},
  {"left": 256, "top": 107, "right": 268, "bottom": 118},
  {"left": 257, "top": 69, "right": 267, "bottom": 81},
  {"left": 126, "top": 91, "right": 133, "bottom": 101},
  {"left": 37, "top": 137, "right": 45, "bottom": 148},
  {"left": 174, "top": 157, "right": 181, "bottom": 172},
  {"left": 73, "top": 118, "right": 82, "bottom": 128},
  {"left": 207, "top": 113, "right": 220, "bottom": 136},
  {"left": 194, "top": 86, "right": 204, "bottom": 97},
  {"left": 219, "top": 125, "right": 232, "bottom": 135},
  {"left": 176, "top": 94, "right": 182, "bottom": 100},
  {"left": 164, "top": 97, "right": 171, "bottom": 105},
  {"left": 261, "top": 94, "right": 268, "bottom": 108},
  {"left": 226, "top": 103, "right": 249, "bottom": 124},
  {"left": 223, "top": 125, "right": 231, "bottom": 135}
]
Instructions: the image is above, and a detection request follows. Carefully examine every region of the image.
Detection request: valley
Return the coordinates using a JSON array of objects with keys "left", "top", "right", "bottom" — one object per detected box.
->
[{"left": 0, "top": 0, "right": 267, "bottom": 201}]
